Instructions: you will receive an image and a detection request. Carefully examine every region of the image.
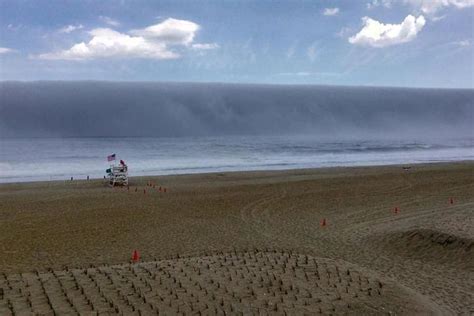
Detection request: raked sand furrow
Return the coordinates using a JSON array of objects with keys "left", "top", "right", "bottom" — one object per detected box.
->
[{"left": 0, "top": 252, "right": 447, "bottom": 315}]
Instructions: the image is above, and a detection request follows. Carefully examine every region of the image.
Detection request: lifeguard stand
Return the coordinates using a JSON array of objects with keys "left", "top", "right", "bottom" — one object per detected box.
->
[{"left": 106, "top": 163, "right": 128, "bottom": 186}]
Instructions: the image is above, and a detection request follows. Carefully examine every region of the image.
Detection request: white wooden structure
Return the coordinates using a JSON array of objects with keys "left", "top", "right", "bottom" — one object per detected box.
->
[{"left": 106, "top": 164, "right": 128, "bottom": 186}]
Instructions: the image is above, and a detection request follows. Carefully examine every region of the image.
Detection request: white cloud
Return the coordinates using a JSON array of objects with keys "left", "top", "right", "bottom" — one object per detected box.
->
[
  {"left": 367, "top": 0, "right": 473, "bottom": 17},
  {"left": 191, "top": 43, "right": 219, "bottom": 50},
  {"left": 452, "top": 39, "right": 471, "bottom": 46},
  {"left": 367, "top": 0, "right": 394, "bottom": 9},
  {"left": 38, "top": 28, "right": 177, "bottom": 60},
  {"left": 404, "top": 0, "right": 474, "bottom": 14},
  {"left": 349, "top": 15, "right": 426, "bottom": 47},
  {"left": 37, "top": 18, "right": 214, "bottom": 60},
  {"left": 0, "top": 47, "right": 16, "bottom": 54},
  {"left": 431, "top": 15, "right": 447, "bottom": 21},
  {"left": 99, "top": 16, "right": 120, "bottom": 27},
  {"left": 58, "top": 24, "right": 84, "bottom": 34},
  {"left": 323, "top": 7, "right": 340, "bottom": 16},
  {"left": 131, "top": 18, "right": 199, "bottom": 46}
]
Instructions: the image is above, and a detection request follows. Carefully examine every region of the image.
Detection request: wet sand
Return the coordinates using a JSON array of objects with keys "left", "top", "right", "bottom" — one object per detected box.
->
[{"left": 0, "top": 162, "right": 473, "bottom": 314}]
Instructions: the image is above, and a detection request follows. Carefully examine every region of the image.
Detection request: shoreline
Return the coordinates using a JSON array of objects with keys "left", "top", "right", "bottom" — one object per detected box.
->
[{"left": 1, "top": 159, "right": 473, "bottom": 186}]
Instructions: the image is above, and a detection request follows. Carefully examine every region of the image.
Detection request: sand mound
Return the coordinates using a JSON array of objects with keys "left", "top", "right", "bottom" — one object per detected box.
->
[
  {"left": 0, "top": 251, "right": 442, "bottom": 315},
  {"left": 369, "top": 229, "right": 473, "bottom": 268}
]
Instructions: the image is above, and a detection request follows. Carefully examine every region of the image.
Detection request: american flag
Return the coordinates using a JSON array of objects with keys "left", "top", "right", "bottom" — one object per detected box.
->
[{"left": 107, "top": 154, "right": 116, "bottom": 162}]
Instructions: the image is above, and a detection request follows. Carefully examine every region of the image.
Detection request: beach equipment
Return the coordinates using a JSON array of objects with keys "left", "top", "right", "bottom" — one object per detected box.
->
[
  {"left": 132, "top": 250, "right": 140, "bottom": 262},
  {"left": 106, "top": 154, "right": 128, "bottom": 186}
]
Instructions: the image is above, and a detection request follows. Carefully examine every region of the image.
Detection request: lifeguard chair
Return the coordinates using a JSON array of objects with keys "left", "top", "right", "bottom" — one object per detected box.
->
[{"left": 106, "top": 156, "right": 128, "bottom": 186}]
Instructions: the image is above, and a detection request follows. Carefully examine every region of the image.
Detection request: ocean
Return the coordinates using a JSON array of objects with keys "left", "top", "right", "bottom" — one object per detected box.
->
[
  {"left": 0, "top": 136, "right": 472, "bottom": 183},
  {"left": 1, "top": 82, "right": 472, "bottom": 182}
]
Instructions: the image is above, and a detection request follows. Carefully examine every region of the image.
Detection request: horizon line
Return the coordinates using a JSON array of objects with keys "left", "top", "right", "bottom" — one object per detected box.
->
[{"left": 1, "top": 79, "right": 472, "bottom": 91}]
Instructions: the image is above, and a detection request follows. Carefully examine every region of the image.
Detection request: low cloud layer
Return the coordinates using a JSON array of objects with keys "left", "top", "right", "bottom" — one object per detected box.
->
[
  {"left": 37, "top": 18, "right": 218, "bottom": 60},
  {"left": 0, "top": 82, "right": 472, "bottom": 139},
  {"left": 349, "top": 15, "right": 426, "bottom": 47}
]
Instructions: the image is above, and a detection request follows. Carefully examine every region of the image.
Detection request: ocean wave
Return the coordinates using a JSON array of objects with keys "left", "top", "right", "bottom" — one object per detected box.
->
[{"left": 1, "top": 136, "right": 473, "bottom": 183}]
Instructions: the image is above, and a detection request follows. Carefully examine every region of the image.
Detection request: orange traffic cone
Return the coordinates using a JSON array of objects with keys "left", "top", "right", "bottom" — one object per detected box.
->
[
  {"left": 449, "top": 197, "right": 454, "bottom": 205},
  {"left": 132, "top": 250, "right": 140, "bottom": 262},
  {"left": 394, "top": 207, "right": 399, "bottom": 214},
  {"left": 320, "top": 218, "right": 327, "bottom": 227}
]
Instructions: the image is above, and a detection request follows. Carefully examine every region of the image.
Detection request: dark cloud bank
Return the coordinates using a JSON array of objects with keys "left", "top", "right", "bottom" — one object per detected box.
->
[{"left": 0, "top": 81, "right": 472, "bottom": 139}]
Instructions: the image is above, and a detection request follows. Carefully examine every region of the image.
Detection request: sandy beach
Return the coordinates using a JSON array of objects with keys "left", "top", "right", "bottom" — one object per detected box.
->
[{"left": 0, "top": 162, "right": 473, "bottom": 314}]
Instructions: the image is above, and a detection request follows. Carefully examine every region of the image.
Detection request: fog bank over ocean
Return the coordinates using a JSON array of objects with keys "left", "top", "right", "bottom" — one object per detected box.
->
[{"left": 1, "top": 81, "right": 473, "bottom": 139}]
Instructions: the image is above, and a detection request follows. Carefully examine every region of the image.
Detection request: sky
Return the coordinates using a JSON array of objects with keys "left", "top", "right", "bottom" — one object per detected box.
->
[{"left": 0, "top": 0, "right": 473, "bottom": 88}]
